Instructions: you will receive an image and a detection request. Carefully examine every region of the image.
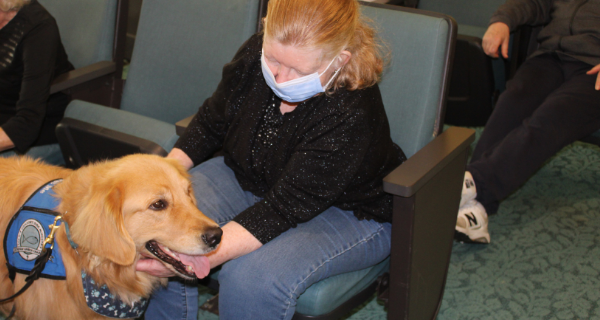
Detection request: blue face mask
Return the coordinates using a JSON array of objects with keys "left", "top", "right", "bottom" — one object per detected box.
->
[{"left": 261, "top": 50, "right": 340, "bottom": 103}]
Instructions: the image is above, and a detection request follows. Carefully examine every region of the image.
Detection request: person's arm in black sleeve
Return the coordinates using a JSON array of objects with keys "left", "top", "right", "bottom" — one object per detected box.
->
[
  {"left": 1, "top": 19, "right": 59, "bottom": 152},
  {"left": 163, "top": 106, "right": 373, "bottom": 272},
  {"left": 490, "top": 0, "right": 553, "bottom": 31},
  {"left": 234, "top": 105, "right": 373, "bottom": 244},
  {"left": 174, "top": 35, "right": 259, "bottom": 166}
]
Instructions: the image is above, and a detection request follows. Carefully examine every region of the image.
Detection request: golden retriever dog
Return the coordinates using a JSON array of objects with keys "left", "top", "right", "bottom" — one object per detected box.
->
[{"left": 0, "top": 154, "right": 222, "bottom": 319}]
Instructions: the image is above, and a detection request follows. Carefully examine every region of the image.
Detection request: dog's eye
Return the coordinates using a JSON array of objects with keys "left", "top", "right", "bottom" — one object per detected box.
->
[{"left": 149, "top": 200, "right": 167, "bottom": 210}]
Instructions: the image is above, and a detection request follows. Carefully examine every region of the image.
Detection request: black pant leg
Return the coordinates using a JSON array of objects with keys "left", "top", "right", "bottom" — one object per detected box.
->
[
  {"left": 468, "top": 54, "right": 600, "bottom": 213},
  {"left": 470, "top": 54, "right": 564, "bottom": 163}
]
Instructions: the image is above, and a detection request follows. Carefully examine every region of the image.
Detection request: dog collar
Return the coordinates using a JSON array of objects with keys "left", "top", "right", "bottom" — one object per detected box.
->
[
  {"left": 82, "top": 271, "right": 149, "bottom": 318},
  {"left": 62, "top": 219, "right": 79, "bottom": 250}
]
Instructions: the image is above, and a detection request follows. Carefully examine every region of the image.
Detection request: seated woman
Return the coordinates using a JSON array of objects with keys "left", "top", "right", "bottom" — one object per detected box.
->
[
  {"left": 136, "top": 0, "right": 406, "bottom": 319},
  {"left": 454, "top": 0, "right": 600, "bottom": 244},
  {"left": 0, "top": 0, "right": 74, "bottom": 164}
]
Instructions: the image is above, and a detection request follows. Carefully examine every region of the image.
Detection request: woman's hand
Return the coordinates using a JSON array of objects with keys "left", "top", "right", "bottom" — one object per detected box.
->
[
  {"left": 482, "top": 22, "right": 510, "bottom": 59},
  {"left": 167, "top": 148, "right": 194, "bottom": 170},
  {"left": 136, "top": 258, "right": 178, "bottom": 278},
  {"left": 0, "top": 128, "right": 15, "bottom": 152},
  {"left": 586, "top": 64, "right": 600, "bottom": 91},
  {"left": 205, "top": 221, "right": 263, "bottom": 268}
]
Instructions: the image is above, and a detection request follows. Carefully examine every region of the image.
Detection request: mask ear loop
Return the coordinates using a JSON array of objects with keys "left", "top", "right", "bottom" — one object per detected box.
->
[{"left": 322, "top": 56, "right": 344, "bottom": 91}]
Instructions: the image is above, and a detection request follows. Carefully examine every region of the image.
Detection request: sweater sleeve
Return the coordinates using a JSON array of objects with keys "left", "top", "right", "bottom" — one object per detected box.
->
[
  {"left": 2, "top": 19, "right": 59, "bottom": 152},
  {"left": 489, "top": 0, "right": 554, "bottom": 31},
  {"left": 233, "top": 98, "right": 374, "bottom": 244},
  {"left": 174, "top": 35, "right": 259, "bottom": 165}
]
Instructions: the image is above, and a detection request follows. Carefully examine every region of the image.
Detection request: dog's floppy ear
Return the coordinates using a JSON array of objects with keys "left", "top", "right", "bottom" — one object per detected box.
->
[
  {"left": 70, "top": 183, "right": 136, "bottom": 266},
  {"left": 164, "top": 157, "right": 196, "bottom": 205}
]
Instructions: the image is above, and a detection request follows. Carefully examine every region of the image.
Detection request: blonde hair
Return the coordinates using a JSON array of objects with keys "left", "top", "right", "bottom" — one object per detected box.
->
[
  {"left": 0, "top": 0, "right": 30, "bottom": 11},
  {"left": 263, "top": 0, "right": 386, "bottom": 92}
]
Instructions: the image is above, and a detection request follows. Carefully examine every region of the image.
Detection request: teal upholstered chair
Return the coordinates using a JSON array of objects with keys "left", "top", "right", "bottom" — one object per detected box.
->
[
  {"left": 55, "top": 0, "right": 263, "bottom": 167},
  {"left": 44, "top": 0, "right": 128, "bottom": 108},
  {"left": 198, "top": 3, "right": 474, "bottom": 320},
  {"left": 290, "top": 3, "right": 475, "bottom": 319},
  {"left": 415, "top": 0, "right": 507, "bottom": 126},
  {"left": 0, "top": 0, "right": 126, "bottom": 165}
]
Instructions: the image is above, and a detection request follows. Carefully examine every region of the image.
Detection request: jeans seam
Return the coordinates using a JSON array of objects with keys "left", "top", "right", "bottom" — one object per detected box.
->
[
  {"left": 281, "top": 224, "right": 386, "bottom": 319},
  {"left": 205, "top": 175, "right": 235, "bottom": 224},
  {"left": 181, "top": 282, "right": 187, "bottom": 320}
]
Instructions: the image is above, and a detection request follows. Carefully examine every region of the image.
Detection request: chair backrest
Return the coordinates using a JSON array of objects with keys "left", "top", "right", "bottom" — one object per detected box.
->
[
  {"left": 39, "top": 0, "right": 118, "bottom": 69},
  {"left": 361, "top": 3, "right": 456, "bottom": 158},
  {"left": 416, "top": 0, "right": 505, "bottom": 27},
  {"left": 120, "top": 0, "right": 261, "bottom": 124}
]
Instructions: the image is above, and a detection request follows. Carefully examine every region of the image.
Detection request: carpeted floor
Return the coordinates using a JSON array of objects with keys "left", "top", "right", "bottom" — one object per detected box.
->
[{"left": 437, "top": 138, "right": 600, "bottom": 320}]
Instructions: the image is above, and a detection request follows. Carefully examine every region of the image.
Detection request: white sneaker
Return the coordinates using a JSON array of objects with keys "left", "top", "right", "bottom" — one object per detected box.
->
[
  {"left": 455, "top": 200, "right": 490, "bottom": 244},
  {"left": 460, "top": 171, "right": 477, "bottom": 208}
]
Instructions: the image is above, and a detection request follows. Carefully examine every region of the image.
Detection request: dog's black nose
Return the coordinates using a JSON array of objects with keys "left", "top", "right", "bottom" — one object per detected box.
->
[{"left": 202, "top": 227, "right": 223, "bottom": 247}]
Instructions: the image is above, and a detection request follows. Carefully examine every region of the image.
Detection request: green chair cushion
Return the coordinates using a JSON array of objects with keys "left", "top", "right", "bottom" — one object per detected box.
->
[
  {"left": 40, "top": 0, "right": 116, "bottom": 68},
  {"left": 120, "top": 0, "right": 260, "bottom": 124},
  {"left": 64, "top": 100, "right": 179, "bottom": 152},
  {"left": 296, "top": 258, "right": 390, "bottom": 316},
  {"left": 362, "top": 5, "right": 450, "bottom": 157}
]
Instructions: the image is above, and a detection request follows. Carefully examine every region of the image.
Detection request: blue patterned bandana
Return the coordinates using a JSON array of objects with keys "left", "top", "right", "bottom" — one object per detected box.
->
[{"left": 81, "top": 271, "right": 149, "bottom": 318}]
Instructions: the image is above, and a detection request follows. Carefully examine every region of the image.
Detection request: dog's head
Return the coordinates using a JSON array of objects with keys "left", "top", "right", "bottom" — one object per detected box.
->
[{"left": 60, "top": 154, "right": 221, "bottom": 280}]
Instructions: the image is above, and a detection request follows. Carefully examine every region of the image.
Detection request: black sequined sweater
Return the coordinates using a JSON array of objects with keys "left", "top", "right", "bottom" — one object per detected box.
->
[
  {"left": 0, "top": 0, "right": 73, "bottom": 151},
  {"left": 175, "top": 34, "right": 406, "bottom": 244}
]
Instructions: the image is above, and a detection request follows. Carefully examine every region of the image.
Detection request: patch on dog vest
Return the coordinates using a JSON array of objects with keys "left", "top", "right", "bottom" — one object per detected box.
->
[
  {"left": 82, "top": 271, "right": 149, "bottom": 318},
  {"left": 4, "top": 179, "right": 66, "bottom": 279}
]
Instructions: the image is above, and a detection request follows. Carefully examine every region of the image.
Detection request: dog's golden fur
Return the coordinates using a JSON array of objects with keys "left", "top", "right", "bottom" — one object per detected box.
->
[{"left": 0, "top": 154, "right": 220, "bottom": 319}]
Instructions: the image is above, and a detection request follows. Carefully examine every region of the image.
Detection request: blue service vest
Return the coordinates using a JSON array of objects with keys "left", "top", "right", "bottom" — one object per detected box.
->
[
  {"left": 3, "top": 180, "right": 149, "bottom": 318},
  {"left": 4, "top": 179, "right": 66, "bottom": 279}
]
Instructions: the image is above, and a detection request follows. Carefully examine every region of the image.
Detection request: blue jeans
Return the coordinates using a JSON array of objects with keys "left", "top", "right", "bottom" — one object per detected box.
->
[{"left": 145, "top": 157, "right": 392, "bottom": 320}]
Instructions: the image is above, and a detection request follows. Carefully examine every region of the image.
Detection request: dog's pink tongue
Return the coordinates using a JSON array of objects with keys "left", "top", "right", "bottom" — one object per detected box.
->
[{"left": 179, "top": 254, "right": 211, "bottom": 279}]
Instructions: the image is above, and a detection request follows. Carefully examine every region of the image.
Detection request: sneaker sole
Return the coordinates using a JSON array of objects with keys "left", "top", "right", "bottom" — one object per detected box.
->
[{"left": 454, "top": 229, "right": 490, "bottom": 244}]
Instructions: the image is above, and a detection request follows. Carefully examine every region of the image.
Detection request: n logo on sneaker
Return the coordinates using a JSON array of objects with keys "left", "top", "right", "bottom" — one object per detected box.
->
[
  {"left": 465, "top": 212, "right": 479, "bottom": 227},
  {"left": 465, "top": 179, "right": 475, "bottom": 189}
]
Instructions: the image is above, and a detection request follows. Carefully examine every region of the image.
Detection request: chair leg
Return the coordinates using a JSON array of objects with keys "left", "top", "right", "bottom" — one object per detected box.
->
[{"left": 200, "top": 294, "right": 220, "bottom": 315}]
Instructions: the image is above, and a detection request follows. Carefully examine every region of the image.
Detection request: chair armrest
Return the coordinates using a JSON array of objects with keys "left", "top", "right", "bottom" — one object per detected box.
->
[
  {"left": 57, "top": 100, "right": 179, "bottom": 168},
  {"left": 384, "top": 126, "right": 475, "bottom": 320},
  {"left": 50, "top": 61, "right": 116, "bottom": 94},
  {"left": 383, "top": 126, "right": 475, "bottom": 197},
  {"left": 176, "top": 115, "right": 195, "bottom": 136},
  {"left": 57, "top": 118, "right": 169, "bottom": 168}
]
